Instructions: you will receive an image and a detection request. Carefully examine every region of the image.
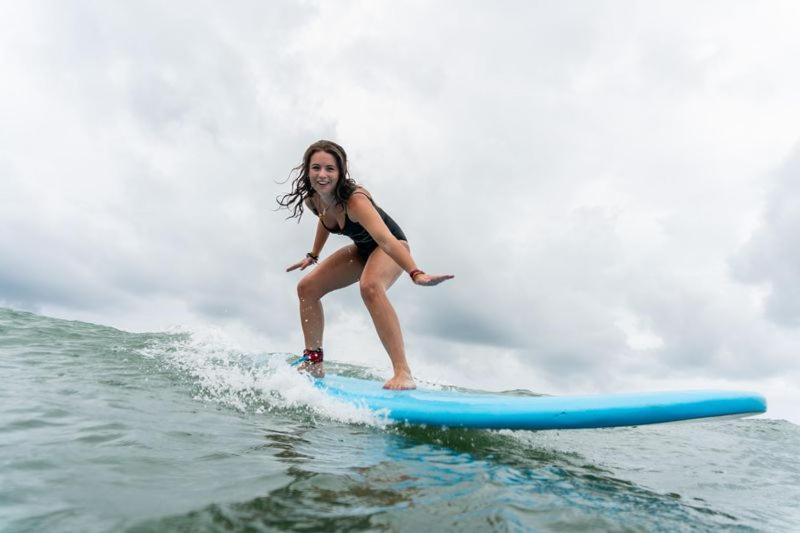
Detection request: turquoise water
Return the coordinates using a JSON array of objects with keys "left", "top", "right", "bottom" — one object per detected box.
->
[{"left": 1, "top": 307, "right": 798, "bottom": 531}]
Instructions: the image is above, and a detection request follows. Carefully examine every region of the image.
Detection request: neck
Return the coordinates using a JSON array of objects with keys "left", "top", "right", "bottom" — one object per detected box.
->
[{"left": 319, "top": 192, "right": 336, "bottom": 207}]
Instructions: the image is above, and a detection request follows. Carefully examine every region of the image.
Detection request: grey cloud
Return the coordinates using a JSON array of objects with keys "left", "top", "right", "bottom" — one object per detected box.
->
[
  {"left": 405, "top": 207, "right": 632, "bottom": 381},
  {"left": 0, "top": 1, "right": 321, "bottom": 331},
  {"left": 732, "top": 146, "right": 800, "bottom": 328}
]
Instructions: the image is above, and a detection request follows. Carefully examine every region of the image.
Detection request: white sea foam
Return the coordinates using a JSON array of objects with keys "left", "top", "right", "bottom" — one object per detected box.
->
[{"left": 137, "top": 326, "right": 388, "bottom": 427}]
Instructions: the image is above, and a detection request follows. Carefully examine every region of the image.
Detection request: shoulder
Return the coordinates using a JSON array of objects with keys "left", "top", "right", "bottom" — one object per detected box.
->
[
  {"left": 347, "top": 186, "right": 373, "bottom": 206},
  {"left": 346, "top": 187, "right": 377, "bottom": 221}
]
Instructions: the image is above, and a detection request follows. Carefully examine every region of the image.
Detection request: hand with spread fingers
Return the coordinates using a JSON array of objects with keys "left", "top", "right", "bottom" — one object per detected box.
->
[
  {"left": 411, "top": 272, "right": 454, "bottom": 286},
  {"left": 286, "top": 254, "right": 318, "bottom": 272}
]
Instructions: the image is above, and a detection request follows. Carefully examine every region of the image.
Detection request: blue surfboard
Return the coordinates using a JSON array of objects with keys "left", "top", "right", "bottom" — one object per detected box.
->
[{"left": 316, "top": 375, "right": 766, "bottom": 430}]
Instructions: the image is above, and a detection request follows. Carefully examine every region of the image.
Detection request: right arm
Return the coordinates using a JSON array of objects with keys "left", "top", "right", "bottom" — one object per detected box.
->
[
  {"left": 286, "top": 198, "right": 330, "bottom": 272},
  {"left": 309, "top": 218, "right": 330, "bottom": 259}
]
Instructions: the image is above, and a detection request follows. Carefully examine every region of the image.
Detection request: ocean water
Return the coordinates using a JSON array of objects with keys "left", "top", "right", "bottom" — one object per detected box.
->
[{"left": 1, "top": 307, "right": 798, "bottom": 532}]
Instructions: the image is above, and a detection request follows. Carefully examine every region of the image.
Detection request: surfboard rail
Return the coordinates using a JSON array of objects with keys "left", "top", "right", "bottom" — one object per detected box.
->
[{"left": 317, "top": 375, "right": 767, "bottom": 430}]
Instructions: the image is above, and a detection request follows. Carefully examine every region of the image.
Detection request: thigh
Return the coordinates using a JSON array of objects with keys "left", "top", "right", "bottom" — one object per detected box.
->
[
  {"left": 360, "top": 241, "right": 410, "bottom": 291},
  {"left": 300, "top": 244, "right": 365, "bottom": 298}
]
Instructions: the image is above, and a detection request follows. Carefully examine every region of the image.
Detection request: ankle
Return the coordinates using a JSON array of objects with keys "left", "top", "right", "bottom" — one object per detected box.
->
[{"left": 303, "top": 347, "right": 324, "bottom": 364}]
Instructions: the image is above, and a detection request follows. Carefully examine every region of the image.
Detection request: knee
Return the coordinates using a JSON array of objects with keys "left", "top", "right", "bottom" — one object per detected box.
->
[
  {"left": 297, "top": 276, "right": 319, "bottom": 302},
  {"left": 359, "top": 279, "right": 384, "bottom": 303}
]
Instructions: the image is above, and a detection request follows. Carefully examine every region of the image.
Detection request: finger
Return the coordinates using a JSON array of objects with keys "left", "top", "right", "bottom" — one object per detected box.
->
[{"left": 426, "top": 275, "right": 453, "bottom": 286}]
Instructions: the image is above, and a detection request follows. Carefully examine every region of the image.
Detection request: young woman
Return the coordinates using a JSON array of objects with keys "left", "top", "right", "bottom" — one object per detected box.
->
[{"left": 278, "top": 140, "right": 453, "bottom": 389}]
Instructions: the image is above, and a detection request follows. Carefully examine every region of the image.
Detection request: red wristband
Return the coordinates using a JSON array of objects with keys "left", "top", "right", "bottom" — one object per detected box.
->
[{"left": 409, "top": 269, "right": 425, "bottom": 281}]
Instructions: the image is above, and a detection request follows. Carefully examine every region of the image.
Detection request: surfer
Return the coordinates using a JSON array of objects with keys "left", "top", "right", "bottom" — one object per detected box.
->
[{"left": 278, "top": 140, "right": 454, "bottom": 390}]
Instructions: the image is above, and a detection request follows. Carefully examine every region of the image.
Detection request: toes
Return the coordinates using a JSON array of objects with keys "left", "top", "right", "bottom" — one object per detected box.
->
[{"left": 382, "top": 380, "right": 416, "bottom": 390}]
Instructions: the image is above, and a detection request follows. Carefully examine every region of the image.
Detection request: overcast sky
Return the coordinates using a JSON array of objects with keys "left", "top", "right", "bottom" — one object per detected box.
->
[{"left": 2, "top": 1, "right": 799, "bottom": 421}]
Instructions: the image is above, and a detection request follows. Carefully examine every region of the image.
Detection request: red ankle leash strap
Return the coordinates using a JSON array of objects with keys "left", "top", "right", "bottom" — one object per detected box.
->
[{"left": 303, "top": 348, "right": 324, "bottom": 364}]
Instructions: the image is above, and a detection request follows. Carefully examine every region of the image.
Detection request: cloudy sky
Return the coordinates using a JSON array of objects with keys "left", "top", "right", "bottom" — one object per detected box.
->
[{"left": 2, "top": 1, "right": 799, "bottom": 421}]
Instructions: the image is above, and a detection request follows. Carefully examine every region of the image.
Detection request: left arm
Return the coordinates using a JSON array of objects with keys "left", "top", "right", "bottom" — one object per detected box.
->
[
  {"left": 347, "top": 194, "right": 454, "bottom": 286},
  {"left": 347, "top": 194, "right": 418, "bottom": 273}
]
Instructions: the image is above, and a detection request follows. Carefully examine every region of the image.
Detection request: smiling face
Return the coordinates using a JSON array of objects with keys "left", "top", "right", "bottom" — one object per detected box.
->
[{"left": 308, "top": 150, "right": 340, "bottom": 199}]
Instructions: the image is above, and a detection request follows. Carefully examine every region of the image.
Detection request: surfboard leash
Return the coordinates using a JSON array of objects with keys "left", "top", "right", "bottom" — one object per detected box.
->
[{"left": 290, "top": 348, "right": 324, "bottom": 366}]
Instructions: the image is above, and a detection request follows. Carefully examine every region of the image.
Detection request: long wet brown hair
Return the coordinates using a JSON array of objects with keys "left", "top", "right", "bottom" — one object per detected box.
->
[{"left": 276, "top": 140, "right": 358, "bottom": 221}]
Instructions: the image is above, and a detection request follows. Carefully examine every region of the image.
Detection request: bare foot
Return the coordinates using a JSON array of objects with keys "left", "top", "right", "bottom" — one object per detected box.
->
[
  {"left": 298, "top": 361, "right": 325, "bottom": 379},
  {"left": 383, "top": 373, "right": 416, "bottom": 390}
]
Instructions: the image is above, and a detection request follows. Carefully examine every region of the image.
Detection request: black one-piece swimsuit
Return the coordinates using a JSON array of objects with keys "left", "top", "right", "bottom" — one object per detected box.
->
[{"left": 316, "top": 191, "right": 408, "bottom": 262}]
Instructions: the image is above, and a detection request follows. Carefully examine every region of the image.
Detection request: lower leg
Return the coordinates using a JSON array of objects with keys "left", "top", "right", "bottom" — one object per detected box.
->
[
  {"left": 299, "top": 296, "right": 324, "bottom": 350},
  {"left": 361, "top": 285, "right": 415, "bottom": 389},
  {"left": 298, "top": 293, "right": 325, "bottom": 377}
]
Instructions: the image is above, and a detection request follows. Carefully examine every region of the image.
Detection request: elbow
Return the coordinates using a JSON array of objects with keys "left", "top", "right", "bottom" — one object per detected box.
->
[{"left": 375, "top": 235, "right": 394, "bottom": 253}]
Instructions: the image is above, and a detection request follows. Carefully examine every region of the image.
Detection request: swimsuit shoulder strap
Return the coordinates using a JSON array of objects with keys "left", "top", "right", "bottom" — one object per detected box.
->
[
  {"left": 348, "top": 188, "right": 377, "bottom": 207},
  {"left": 345, "top": 188, "right": 377, "bottom": 223}
]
